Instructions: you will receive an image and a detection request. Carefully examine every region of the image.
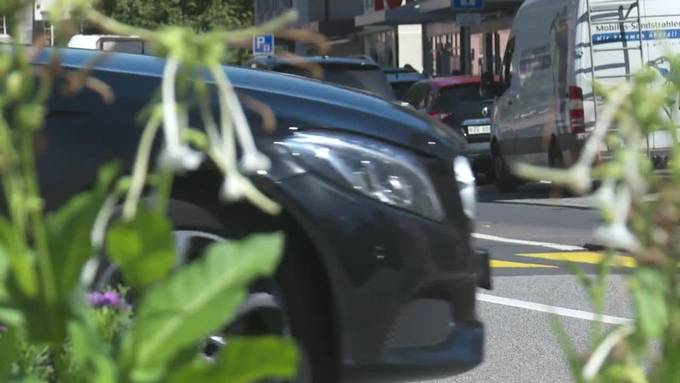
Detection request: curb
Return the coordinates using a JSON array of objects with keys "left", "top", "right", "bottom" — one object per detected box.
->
[{"left": 493, "top": 199, "right": 595, "bottom": 210}]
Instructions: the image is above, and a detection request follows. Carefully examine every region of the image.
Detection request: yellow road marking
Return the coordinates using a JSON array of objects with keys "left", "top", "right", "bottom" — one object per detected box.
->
[
  {"left": 517, "top": 252, "right": 637, "bottom": 268},
  {"left": 491, "top": 260, "right": 558, "bottom": 269}
]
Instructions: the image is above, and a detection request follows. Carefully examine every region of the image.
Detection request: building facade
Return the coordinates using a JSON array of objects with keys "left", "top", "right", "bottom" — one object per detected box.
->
[
  {"left": 356, "top": 0, "right": 522, "bottom": 76},
  {"left": 254, "top": 0, "right": 365, "bottom": 55},
  {"left": 1, "top": 1, "right": 56, "bottom": 44}
]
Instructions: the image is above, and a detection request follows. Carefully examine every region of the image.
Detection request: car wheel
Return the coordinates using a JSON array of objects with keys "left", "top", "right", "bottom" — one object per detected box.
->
[
  {"left": 492, "top": 145, "right": 518, "bottom": 193},
  {"left": 93, "top": 229, "right": 321, "bottom": 383}
]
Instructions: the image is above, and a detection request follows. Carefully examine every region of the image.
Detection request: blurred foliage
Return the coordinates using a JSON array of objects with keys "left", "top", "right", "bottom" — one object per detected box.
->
[
  {"left": 0, "top": 0, "right": 299, "bottom": 382},
  {"left": 516, "top": 54, "right": 680, "bottom": 382},
  {"left": 96, "top": 0, "right": 253, "bottom": 32},
  {"left": 94, "top": 0, "right": 254, "bottom": 63}
]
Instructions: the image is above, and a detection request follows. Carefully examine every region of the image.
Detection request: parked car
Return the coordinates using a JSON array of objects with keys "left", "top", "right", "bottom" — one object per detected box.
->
[
  {"left": 488, "top": 0, "right": 680, "bottom": 192},
  {"left": 34, "top": 48, "right": 489, "bottom": 382},
  {"left": 246, "top": 55, "right": 396, "bottom": 100},
  {"left": 67, "top": 34, "right": 153, "bottom": 55},
  {"left": 405, "top": 76, "right": 493, "bottom": 177},
  {"left": 383, "top": 66, "right": 425, "bottom": 101}
]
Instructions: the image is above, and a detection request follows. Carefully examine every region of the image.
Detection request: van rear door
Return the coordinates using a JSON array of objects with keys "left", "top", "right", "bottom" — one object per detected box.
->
[
  {"left": 640, "top": 0, "right": 680, "bottom": 158},
  {"left": 640, "top": 0, "right": 680, "bottom": 72},
  {"left": 584, "top": 0, "right": 680, "bottom": 163}
]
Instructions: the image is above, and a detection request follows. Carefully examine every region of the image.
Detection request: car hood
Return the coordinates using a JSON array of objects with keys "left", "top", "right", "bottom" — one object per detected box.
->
[
  {"left": 229, "top": 68, "right": 464, "bottom": 158},
  {"left": 42, "top": 48, "right": 465, "bottom": 159}
]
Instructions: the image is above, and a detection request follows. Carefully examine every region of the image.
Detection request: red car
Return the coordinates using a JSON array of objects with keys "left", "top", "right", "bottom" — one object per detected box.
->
[{"left": 405, "top": 76, "right": 493, "bottom": 177}]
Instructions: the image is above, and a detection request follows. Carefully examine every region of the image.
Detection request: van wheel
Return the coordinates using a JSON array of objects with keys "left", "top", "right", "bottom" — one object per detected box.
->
[
  {"left": 492, "top": 145, "right": 518, "bottom": 193},
  {"left": 548, "top": 140, "right": 565, "bottom": 169},
  {"left": 548, "top": 140, "right": 575, "bottom": 197}
]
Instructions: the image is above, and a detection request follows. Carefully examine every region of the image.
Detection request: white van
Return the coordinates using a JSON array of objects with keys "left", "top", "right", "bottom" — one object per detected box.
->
[
  {"left": 67, "top": 34, "right": 152, "bottom": 55},
  {"left": 490, "top": 0, "right": 680, "bottom": 191}
]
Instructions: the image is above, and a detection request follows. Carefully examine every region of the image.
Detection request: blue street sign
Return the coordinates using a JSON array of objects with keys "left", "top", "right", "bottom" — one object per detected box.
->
[
  {"left": 452, "top": 0, "right": 484, "bottom": 11},
  {"left": 253, "top": 34, "right": 275, "bottom": 56}
]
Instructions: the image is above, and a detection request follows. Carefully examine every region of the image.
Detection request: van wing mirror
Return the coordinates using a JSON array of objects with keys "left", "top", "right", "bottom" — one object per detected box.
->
[{"left": 481, "top": 79, "right": 504, "bottom": 98}]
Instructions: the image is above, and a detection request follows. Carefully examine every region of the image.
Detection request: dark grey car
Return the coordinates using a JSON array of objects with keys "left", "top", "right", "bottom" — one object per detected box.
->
[{"left": 35, "top": 48, "right": 489, "bottom": 383}]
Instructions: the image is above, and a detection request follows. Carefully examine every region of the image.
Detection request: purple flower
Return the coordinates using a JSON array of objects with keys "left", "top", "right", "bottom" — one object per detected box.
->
[{"left": 87, "top": 291, "right": 122, "bottom": 308}]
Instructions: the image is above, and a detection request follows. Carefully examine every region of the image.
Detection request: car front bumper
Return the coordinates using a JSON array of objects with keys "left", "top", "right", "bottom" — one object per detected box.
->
[{"left": 276, "top": 172, "right": 487, "bottom": 382}]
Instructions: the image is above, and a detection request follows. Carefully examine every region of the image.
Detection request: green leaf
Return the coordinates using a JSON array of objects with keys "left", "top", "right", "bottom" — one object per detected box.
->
[
  {"left": 0, "top": 218, "right": 38, "bottom": 298},
  {"left": 47, "top": 163, "right": 119, "bottom": 296},
  {"left": 68, "top": 318, "right": 118, "bottom": 383},
  {"left": 203, "top": 337, "right": 297, "bottom": 383},
  {"left": 166, "top": 337, "right": 297, "bottom": 383},
  {"left": 0, "top": 327, "right": 19, "bottom": 378},
  {"left": 105, "top": 208, "right": 175, "bottom": 289},
  {"left": 630, "top": 268, "right": 668, "bottom": 339},
  {"left": 123, "top": 233, "right": 284, "bottom": 380}
]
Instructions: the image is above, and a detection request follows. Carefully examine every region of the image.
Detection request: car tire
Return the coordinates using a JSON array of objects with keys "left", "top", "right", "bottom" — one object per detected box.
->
[
  {"left": 276, "top": 226, "right": 339, "bottom": 383},
  {"left": 93, "top": 214, "right": 337, "bottom": 383},
  {"left": 492, "top": 144, "right": 518, "bottom": 193}
]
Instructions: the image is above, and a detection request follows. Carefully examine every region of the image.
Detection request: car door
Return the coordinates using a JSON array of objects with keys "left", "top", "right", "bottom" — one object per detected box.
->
[
  {"left": 494, "top": 36, "right": 519, "bottom": 159},
  {"left": 41, "top": 67, "right": 147, "bottom": 209},
  {"left": 513, "top": 6, "right": 556, "bottom": 167}
]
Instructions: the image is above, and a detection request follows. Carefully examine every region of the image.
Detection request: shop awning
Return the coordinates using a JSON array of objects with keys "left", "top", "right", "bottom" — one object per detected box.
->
[
  {"left": 355, "top": 0, "right": 523, "bottom": 27},
  {"left": 356, "top": 2, "right": 429, "bottom": 27}
]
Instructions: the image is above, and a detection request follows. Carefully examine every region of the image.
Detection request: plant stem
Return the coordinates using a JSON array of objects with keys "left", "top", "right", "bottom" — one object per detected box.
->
[{"left": 122, "top": 111, "right": 162, "bottom": 221}]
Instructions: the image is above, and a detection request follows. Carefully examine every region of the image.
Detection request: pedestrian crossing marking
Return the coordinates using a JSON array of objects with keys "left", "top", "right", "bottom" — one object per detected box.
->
[
  {"left": 517, "top": 252, "right": 637, "bottom": 268},
  {"left": 491, "top": 260, "right": 558, "bottom": 269}
]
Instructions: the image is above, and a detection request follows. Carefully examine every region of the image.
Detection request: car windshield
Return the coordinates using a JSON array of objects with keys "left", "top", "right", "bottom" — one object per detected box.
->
[{"left": 322, "top": 68, "right": 396, "bottom": 100}]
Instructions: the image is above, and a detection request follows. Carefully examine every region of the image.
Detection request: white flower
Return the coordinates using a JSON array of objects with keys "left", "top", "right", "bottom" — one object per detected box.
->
[
  {"left": 593, "top": 223, "right": 641, "bottom": 252},
  {"left": 240, "top": 151, "right": 271, "bottom": 173},
  {"left": 159, "top": 145, "right": 204, "bottom": 172},
  {"left": 221, "top": 175, "right": 248, "bottom": 201}
]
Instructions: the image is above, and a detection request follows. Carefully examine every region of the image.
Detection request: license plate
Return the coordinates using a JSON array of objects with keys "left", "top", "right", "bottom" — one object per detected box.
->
[{"left": 467, "top": 125, "right": 491, "bottom": 135}]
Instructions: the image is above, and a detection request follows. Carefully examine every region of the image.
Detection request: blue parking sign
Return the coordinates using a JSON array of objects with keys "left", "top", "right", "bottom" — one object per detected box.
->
[
  {"left": 253, "top": 34, "right": 275, "bottom": 56},
  {"left": 452, "top": 0, "right": 484, "bottom": 10}
]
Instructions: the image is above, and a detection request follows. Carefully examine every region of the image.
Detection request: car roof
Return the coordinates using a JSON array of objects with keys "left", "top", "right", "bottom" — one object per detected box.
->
[
  {"left": 422, "top": 75, "right": 481, "bottom": 89},
  {"left": 382, "top": 67, "right": 418, "bottom": 74},
  {"left": 249, "top": 55, "right": 381, "bottom": 70},
  {"left": 385, "top": 68, "right": 424, "bottom": 83}
]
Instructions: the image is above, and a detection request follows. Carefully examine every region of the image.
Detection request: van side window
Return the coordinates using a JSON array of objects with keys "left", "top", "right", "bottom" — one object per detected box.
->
[{"left": 502, "top": 37, "right": 515, "bottom": 88}]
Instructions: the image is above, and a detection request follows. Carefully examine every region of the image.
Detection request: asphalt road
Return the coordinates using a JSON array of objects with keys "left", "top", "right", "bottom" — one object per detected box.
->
[{"left": 424, "top": 183, "right": 633, "bottom": 383}]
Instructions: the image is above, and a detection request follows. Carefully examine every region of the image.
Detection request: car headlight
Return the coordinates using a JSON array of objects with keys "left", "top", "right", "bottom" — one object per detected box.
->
[
  {"left": 454, "top": 156, "right": 476, "bottom": 221},
  {"left": 278, "top": 131, "right": 444, "bottom": 221}
]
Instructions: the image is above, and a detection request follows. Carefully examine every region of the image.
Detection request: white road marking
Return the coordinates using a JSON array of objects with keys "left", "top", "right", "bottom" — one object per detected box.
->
[
  {"left": 477, "top": 293, "right": 631, "bottom": 325},
  {"left": 472, "top": 233, "right": 585, "bottom": 251}
]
